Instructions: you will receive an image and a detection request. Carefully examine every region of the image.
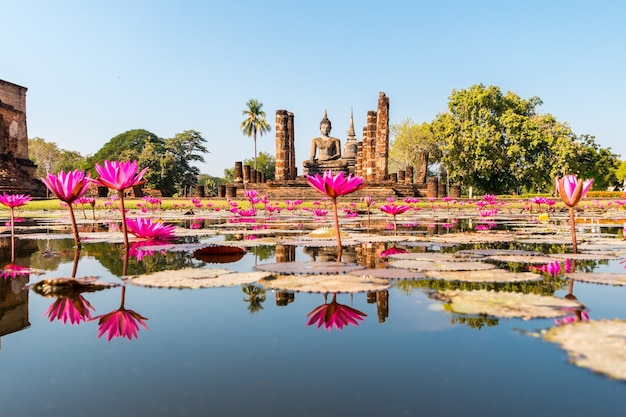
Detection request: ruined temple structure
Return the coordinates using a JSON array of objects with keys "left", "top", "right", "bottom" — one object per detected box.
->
[
  {"left": 223, "top": 91, "right": 442, "bottom": 200},
  {"left": 0, "top": 80, "right": 46, "bottom": 197}
]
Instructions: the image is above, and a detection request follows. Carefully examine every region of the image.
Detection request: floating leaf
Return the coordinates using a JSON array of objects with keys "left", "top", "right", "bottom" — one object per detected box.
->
[
  {"left": 357, "top": 268, "right": 426, "bottom": 280},
  {"left": 549, "top": 252, "right": 619, "bottom": 261},
  {"left": 387, "top": 252, "right": 475, "bottom": 262},
  {"left": 128, "top": 268, "right": 272, "bottom": 289},
  {"left": 434, "top": 289, "right": 583, "bottom": 320},
  {"left": 389, "top": 259, "right": 496, "bottom": 271},
  {"left": 28, "top": 277, "right": 119, "bottom": 297},
  {"left": 565, "top": 272, "right": 626, "bottom": 286},
  {"left": 255, "top": 262, "right": 366, "bottom": 275},
  {"left": 424, "top": 269, "right": 542, "bottom": 283},
  {"left": 193, "top": 245, "right": 246, "bottom": 264},
  {"left": 259, "top": 274, "right": 390, "bottom": 293},
  {"left": 484, "top": 255, "right": 557, "bottom": 264},
  {"left": 544, "top": 320, "right": 626, "bottom": 381}
]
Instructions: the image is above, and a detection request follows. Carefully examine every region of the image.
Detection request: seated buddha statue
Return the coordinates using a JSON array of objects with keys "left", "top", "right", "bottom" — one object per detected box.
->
[{"left": 303, "top": 111, "right": 348, "bottom": 174}]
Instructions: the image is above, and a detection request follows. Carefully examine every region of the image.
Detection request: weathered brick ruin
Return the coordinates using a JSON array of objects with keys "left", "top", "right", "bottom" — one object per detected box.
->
[
  {"left": 224, "top": 91, "right": 444, "bottom": 200},
  {"left": 0, "top": 80, "right": 46, "bottom": 197}
]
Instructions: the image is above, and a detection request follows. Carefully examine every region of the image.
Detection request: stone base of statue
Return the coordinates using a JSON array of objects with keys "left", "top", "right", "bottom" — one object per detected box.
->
[{"left": 302, "top": 159, "right": 351, "bottom": 176}]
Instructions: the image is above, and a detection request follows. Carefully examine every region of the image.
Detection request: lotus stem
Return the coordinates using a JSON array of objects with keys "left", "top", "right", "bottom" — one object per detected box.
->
[{"left": 569, "top": 206, "right": 578, "bottom": 254}]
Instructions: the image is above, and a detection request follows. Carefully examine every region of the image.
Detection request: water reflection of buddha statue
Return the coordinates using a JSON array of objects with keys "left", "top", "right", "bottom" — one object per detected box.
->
[{"left": 303, "top": 111, "right": 348, "bottom": 174}]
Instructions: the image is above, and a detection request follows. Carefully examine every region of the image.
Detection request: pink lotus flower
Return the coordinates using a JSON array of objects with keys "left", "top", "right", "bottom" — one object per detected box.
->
[
  {"left": 556, "top": 175, "right": 593, "bottom": 208},
  {"left": 92, "top": 160, "right": 148, "bottom": 191},
  {"left": 0, "top": 192, "right": 32, "bottom": 237},
  {"left": 556, "top": 174, "right": 593, "bottom": 253},
  {"left": 95, "top": 308, "right": 149, "bottom": 341},
  {"left": 306, "top": 294, "right": 367, "bottom": 331},
  {"left": 41, "top": 170, "right": 91, "bottom": 204},
  {"left": 125, "top": 217, "right": 176, "bottom": 240},
  {"left": 306, "top": 171, "right": 365, "bottom": 199},
  {"left": 91, "top": 161, "right": 148, "bottom": 248},
  {"left": 44, "top": 294, "right": 95, "bottom": 325},
  {"left": 379, "top": 247, "right": 408, "bottom": 257},
  {"left": 379, "top": 203, "right": 411, "bottom": 230},
  {"left": 305, "top": 171, "right": 366, "bottom": 256},
  {"left": 0, "top": 192, "right": 32, "bottom": 208}
]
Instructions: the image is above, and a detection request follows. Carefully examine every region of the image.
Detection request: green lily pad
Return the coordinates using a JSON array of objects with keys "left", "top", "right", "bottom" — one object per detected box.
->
[
  {"left": 357, "top": 268, "right": 427, "bottom": 280},
  {"left": 485, "top": 255, "right": 558, "bottom": 264},
  {"left": 258, "top": 274, "right": 390, "bottom": 293},
  {"left": 434, "top": 289, "right": 583, "bottom": 320},
  {"left": 544, "top": 320, "right": 626, "bottom": 380}
]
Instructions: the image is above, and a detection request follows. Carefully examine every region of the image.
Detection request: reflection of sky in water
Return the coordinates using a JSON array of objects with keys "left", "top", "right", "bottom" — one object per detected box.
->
[{"left": 1, "top": 237, "right": 626, "bottom": 416}]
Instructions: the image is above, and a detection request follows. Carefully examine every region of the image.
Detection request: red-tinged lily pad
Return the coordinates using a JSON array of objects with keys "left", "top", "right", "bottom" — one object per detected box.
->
[
  {"left": 388, "top": 259, "right": 496, "bottom": 272},
  {"left": 193, "top": 245, "right": 246, "bottom": 264},
  {"left": 433, "top": 289, "right": 583, "bottom": 320},
  {"left": 544, "top": 320, "right": 626, "bottom": 381},
  {"left": 424, "top": 269, "right": 542, "bottom": 283},
  {"left": 258, "top": 274, "right": 390, "bottom": 293},
  {"left": 255, "top": 262, "right": 366, "bottom": 275},
  {"left": 565, "top": 272, "right": 626, "bottom": 286},
  {"left": 128, "top": 268, "right": 272, "bottom": 289}
]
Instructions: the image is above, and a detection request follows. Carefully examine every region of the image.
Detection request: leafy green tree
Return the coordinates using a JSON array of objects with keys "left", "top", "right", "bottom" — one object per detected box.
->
[
  {"left": 29, "top": 137, "right": 86, "bottom": 177},
  {"left": 431, "top": 84, "right": 614, "bottom": 195},
  {"left": 389, "top": 119, "right": 441, "bottom": 174},
  {"left": 240, "top": 99, "right": 271, "bottom": 171},
  {"left": 223, "top": 167, "right": 234, "bottom": 183},
  {"left": 164, "top": 130, "right": 209, "bottom": 195},
  {"left": 85, "top": 129, "right": 162, "bottom": 174},
  {"left": 616, "top": 161, "right": 626, "bottom": 189}
]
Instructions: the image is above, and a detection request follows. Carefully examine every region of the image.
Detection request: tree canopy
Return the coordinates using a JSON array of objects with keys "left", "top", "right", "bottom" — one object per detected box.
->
[
  {"left": 389, "top": 119, "right": 441, "bottom": 175},
  {"left": 431, "top": 84, "right": 620, "bottom": 194},
  {"left": 29, "top": 137, "right": 86, "bottom": 177},
  {"left": 240, "top": 99, "right": 271, "bottom": 171}
]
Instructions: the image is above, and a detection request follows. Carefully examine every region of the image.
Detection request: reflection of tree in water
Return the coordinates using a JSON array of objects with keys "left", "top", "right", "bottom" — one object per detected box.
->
[
  {"left": 29, "top": 239, "right": 75, "bottom": 271},
  {"left": 396, "top": 278, "right": 568, "bottom": 297},
  {"left": 450, "top": 316, "right": 499, "bottom": 330},
  {"left": 242, "top": 284, "right": 266, "bottom": 313},
  {"left": 253, "top": 245, "right": 276, "bottom": 262}
]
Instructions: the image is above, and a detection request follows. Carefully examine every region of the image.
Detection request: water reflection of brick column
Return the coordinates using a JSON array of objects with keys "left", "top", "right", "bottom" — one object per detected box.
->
[
  {"left": 275, "top": 292, "right": 295, "bottom": 306},
  {"left": 357, "top": 242, "right": 386, "bottom": 268},
  {"left": 275, "top": 244, "right": 296, "bottom": 263},
  {"left": 376, "top": 290, "right": 389, "bottom": 323}
]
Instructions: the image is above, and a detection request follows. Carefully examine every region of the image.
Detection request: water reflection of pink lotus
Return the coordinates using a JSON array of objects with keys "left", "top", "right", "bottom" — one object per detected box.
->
[
  {"left": 306, "top": 294, "right": 367, "bottom": 331},
  {"left": 554, "top": 310, "right": 589, "bottom": 326},
  {"left": 44, "top": 294, "right": 95, "bottom": 325},
  {"left": 1, "top": 263, "right": 31, "bottom": 279},
  {"left": 94, "top": 287, "right": 148, "bottom": 341},
  {"left": 128, "top": 240, "right": 168, "bottom": 261}
]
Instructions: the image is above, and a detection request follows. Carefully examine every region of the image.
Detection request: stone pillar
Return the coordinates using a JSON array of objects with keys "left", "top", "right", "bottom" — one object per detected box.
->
[
  {"left": 243, "top": 165, "right": 251, "bottom": 184},
  {"left": 234, "top": 162, "right": 243, "bottom": 183},
  {"left": 225, "top": 185, "right": 237, "bottom": 198},
  {"left": 417, "top": 151, "right": 428, "bottom": 184},
  {"left": 287, "top": 112, "right": 296, "bottom": 180},
  {"left": 355, "top": 142, "right": 363, "bottom": 178},
  {"left": 438, "top": 182, "right": 447, "bottom": 198},
  {"left": 365, "top": 111, "right": 377, "bottom": 182},
  {"left": 195, "top": 185, "right": 205, "bottom": 197},
  {"left": 390, "top": 173, "right": 398, "bottom": 183},
  {"left": 398, "top": 170, "right": 405, "bottom": 182},
  {"left": 217, "top": 184, "right": 226, "bottom": 197},
  {"left": 405, "top": 166, "right": 413, "bottom": 184},
  {"left": 275, "top": 110, "right": 292, "bottom": 182},
  {"left": 374, "top": 92, "right": 389, "bottom": 182},
  {"left": 427, "top": 176, "right": 438, "bottom": 198},
  {"left": 450, "top": 185, "right": 461, "bottom": 198}
]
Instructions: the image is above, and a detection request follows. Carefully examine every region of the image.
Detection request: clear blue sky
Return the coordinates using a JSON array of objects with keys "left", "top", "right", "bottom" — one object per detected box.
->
[{"left": 3, "top": 0, "right": 625, "bottom": 177}]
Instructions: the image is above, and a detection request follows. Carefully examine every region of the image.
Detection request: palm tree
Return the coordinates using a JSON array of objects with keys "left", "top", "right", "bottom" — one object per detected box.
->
[{"left": 240, "top": 99, "right": 271, "bottom": 171}]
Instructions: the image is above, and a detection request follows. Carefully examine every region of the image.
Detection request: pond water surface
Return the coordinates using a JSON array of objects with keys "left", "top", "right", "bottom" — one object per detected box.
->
[{"left": 1, "top": 212, "right": 626, "bottom": 417}]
